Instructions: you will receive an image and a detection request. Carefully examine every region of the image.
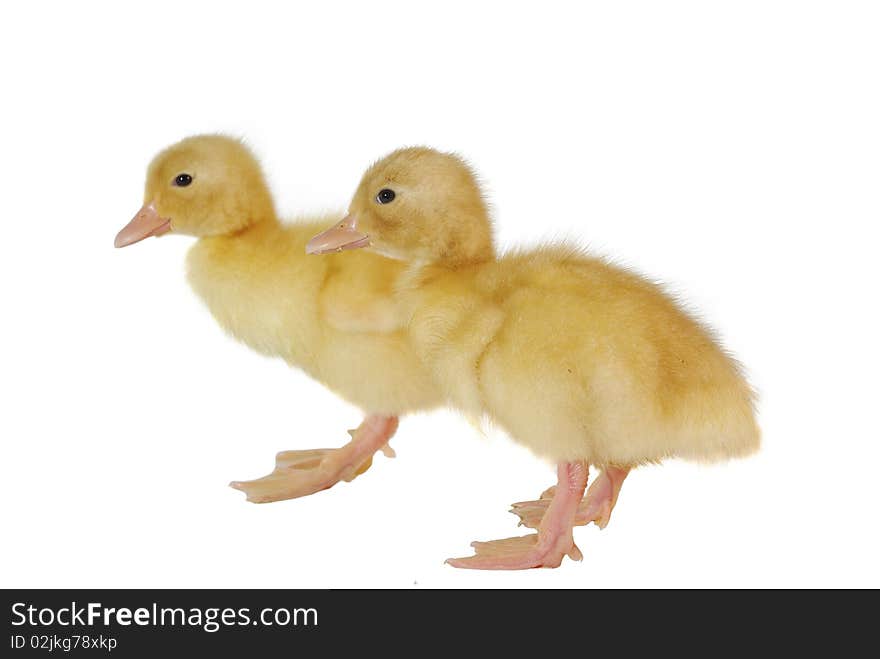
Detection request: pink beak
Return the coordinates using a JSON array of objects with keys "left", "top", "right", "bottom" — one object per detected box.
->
[
  {"left": 306, "top": 214, "right": 370, "bottom": 255},
  {"left": 115, "top": 203, "right": 172, "bottom": 248}
]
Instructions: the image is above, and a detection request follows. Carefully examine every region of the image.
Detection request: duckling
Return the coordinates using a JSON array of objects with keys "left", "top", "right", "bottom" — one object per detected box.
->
[
  {"left": 307, "top": 147, "right": 760, "bottom": 569},
  {"left": 115, "top": 135, "right": 442, "bottom": 503}
]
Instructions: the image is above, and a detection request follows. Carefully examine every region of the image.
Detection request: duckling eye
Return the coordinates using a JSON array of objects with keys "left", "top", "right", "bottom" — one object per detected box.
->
[
  {"left": 376, "top": 188, "right": 396, "bottom": 204},
  {"left": 173, "top": 173, "right": 193, "bottom": 187}
]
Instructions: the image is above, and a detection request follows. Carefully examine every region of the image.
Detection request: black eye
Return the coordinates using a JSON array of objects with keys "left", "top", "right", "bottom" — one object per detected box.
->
[
  {"left": 376, "top": 188, "right": 396, "bottom": 204},
  {"left": 173, "top": 173, "right": 193, "bottom": 187}
]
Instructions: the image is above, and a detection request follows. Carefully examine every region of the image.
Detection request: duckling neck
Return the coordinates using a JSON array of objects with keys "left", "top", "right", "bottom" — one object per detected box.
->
[
  {"left": 191, "top": 214, "right": 281, "bottom": 264},
  {"left": 398, "top": 253, "right": 491, "bottom": 290},
  {"left": 394, "top": 258, "right": 490, "bottom": 329},
  {"left": 185, "top": 215, "right": 328, "bottom": 364}
]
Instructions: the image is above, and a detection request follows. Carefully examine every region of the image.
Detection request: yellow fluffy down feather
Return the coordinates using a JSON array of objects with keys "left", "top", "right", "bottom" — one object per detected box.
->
[
  {"left": 136, "top": 135, "right": 442, "bottom": 415},
  {"left": 326, "top": 147, "right": 760, "bottom": 467}
]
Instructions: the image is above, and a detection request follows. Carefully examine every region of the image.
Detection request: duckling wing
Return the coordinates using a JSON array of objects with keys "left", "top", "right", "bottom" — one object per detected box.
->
[{"left": 318, "top": 252, "right": 409, "bottom": 334}]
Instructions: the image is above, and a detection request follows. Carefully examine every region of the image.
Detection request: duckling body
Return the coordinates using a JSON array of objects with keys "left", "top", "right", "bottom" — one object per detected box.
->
[
  {"left": 308, "top": 146, "right": 759, "bottom": 569},
  {"left": 187, "top": 219, "right": 437, "bottom": 414},
  {"left": 117, "top": 136, "right": 441, "bottom": 505},
  {"left": 403, "top": 247, "right": 757, "bottom": 467}
]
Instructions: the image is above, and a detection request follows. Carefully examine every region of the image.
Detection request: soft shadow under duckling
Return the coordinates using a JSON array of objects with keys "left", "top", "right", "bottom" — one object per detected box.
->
[{"left": 308, "top": 147, "right": 760, "bottom": 570}]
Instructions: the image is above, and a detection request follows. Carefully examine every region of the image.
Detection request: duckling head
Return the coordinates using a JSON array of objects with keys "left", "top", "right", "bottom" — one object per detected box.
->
[
  {"left": 115, "top": 134, "right": 275, "bottom": 248},
  {"left": 307, "top": 147, "right": 493, "bottom": 266}
]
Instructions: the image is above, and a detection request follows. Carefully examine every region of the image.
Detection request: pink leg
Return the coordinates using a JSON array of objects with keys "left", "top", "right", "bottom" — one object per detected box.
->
[
  {"left": 580, "top": 466, "right": 629, "bottom": 529},
  {"left": 230, "top": 415, "right": 398, "bottom": 503},
  {"left": 510, "top": 465, "right": 630, "bottom": 530},
  {"left": 446, "top": 462, "right": 589, "bottom": 570}
]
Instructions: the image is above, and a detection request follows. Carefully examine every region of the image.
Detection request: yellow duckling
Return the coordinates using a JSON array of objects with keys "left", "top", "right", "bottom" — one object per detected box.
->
[
  {"left": 116, "top": 135, "right": 442, "bottom": 503},
  {"left": 308, "top": 147, "right": 760, "bottom": 570}
]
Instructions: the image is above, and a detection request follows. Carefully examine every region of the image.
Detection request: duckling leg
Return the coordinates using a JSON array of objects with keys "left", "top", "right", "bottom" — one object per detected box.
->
[
  {"left": 511, "top": 465, "right": 630, "bottom": 530},
  {"left": 580, "top": 466, "right": 629, "bottom": 529},
  {"left": 229, "top": 415, "right": 398, "bottom": 503},
  {"left": 446, "top": 462, "right": 588, "bottom": 570}
]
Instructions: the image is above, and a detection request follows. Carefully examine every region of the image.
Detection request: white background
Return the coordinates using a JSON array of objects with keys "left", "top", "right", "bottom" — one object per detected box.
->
[{"left": 1, "top": 1, "right": 878, "bottom": 588}]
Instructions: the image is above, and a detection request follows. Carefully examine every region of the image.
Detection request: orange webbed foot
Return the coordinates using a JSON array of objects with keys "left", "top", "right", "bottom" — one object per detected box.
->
[
  {"left": 229, "top": 415, "right": 398, "bottom": 504},
  {"left": 446, "top": 533, "right": 582, "bottom": 570},
  {"left": 448, "top": 462, "right": 589, "bottom": 571}
]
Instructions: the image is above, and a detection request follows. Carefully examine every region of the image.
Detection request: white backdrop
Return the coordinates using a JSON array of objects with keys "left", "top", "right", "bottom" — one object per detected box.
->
[{"left": 1, "top": 1, "right": 878, "bottom": 588}]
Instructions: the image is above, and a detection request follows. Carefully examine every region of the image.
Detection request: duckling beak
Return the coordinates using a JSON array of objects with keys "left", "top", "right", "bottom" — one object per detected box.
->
[
  {"left": 306, "top": 215, "right": 370, "bottom": 255},
  {"left": 115, "top": 203, "right": 172, "bottom": 248}
]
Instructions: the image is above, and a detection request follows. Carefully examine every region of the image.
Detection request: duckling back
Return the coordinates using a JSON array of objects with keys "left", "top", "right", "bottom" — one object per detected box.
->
[{"left": 407, "top": 244, "right": 759, "bottom": 466}]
